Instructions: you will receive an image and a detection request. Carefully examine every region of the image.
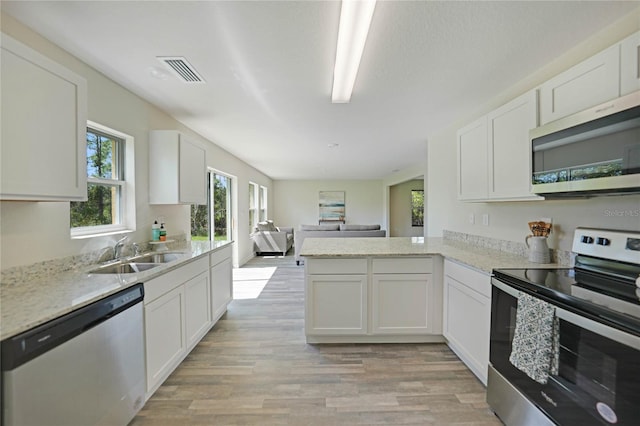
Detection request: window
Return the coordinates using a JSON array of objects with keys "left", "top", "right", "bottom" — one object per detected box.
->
[
  {"left": 191, "top": 183, "right": 209, "bottom": 241},
  {"left": 249, "top": 182, "right": 258, "bottom": 233},
  {"left": 259, "top": 186, "right": 268, "bottom": 222},
  {"left": 191, "top": 171, "right": 233, "bottom": 241},
  {"left": 70, "top": 122, "right": 135, "bottom": 238},
  {"left": 411, "top": 190, "right": 424, "bottom": 227},
  {"left": 191, "top": 171, "right": 233, "bottom": 242},
  {"left": 213, "top": 173, "right": 232, "bottom": 241}
]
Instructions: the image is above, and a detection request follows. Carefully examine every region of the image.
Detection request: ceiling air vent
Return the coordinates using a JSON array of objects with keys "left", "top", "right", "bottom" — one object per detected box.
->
[{"left": 157, "top": 57, "right": 205, "bottom": 83}]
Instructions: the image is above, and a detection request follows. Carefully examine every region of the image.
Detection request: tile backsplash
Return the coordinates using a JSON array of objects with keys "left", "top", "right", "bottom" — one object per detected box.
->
[
  {"left": 1, "top": 234, "right": 187, "bottom": 287},
  {"left": 443, "top": 230, "right": 572, "bottom": 266}
]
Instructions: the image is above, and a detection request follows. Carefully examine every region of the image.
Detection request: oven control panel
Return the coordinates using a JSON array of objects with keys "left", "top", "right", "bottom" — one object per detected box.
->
[{"left": 573, "top": 228, "right": 640, "bottom": 265}]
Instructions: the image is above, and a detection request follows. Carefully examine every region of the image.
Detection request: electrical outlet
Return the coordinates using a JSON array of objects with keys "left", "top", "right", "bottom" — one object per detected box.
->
[
  {"left": 468, "top": 213, "right": 475, "bottom": 224},
  {"left": 482, "top": 214, "right": 490, "bottom": 226}
]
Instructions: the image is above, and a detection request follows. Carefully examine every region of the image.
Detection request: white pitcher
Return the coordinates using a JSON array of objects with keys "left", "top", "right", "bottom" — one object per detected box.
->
[{"left": 525, "top": 235, "right": 550, "bottom": 263}]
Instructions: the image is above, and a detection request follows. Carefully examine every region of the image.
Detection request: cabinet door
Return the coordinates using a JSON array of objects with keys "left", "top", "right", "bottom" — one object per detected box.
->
[
  {"left": 540, "top": 44, "right": 620, "bottom": 125},
  {"left": 457, "top": 118, "right": 488, "bottom": 201},
  {"left": 305, "top": 274, "right": 367, "bottom": 335},
  {"left": 1, "top": 35, "right": 87, "bottom": 201},
  {"left": 488, "top": 90, "right": 541, "bottom": 200},
  {"left": 185, "top": 271, "right": 212, "bottom": 350},
  {"left": 443, "top": 274, "right": 490, "bottom": 385},
  {"left": 144, "top": 286, "right": 186, "bottom": 394},
  {"left": 178, "top": 136, "right": 206, "bottom": 205},
  {"left": 211, "top": 258, "right": 233, "bottom": 323},
  {"left": 620, "top": 31, "right": 640, "bottom": 96},
  {"left": 371, "top": 274, "right": 431, "bottom": 334}
]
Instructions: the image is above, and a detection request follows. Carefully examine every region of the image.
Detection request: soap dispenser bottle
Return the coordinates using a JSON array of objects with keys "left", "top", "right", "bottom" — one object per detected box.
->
[
  {"left": 159, "top": 223, "right": 167, "bottom": 241},
  {"left": 152, "top": 220, "right": 160, "bottom": 241}
]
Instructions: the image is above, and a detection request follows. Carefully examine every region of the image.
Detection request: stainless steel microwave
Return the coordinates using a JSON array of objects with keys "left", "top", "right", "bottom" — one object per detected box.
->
[{"left": 530, "top": 91, "right": 640, "bottom": 197}]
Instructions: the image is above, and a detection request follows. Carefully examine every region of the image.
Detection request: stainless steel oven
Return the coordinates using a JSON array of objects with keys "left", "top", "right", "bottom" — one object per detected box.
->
[{"left": 488, "top": 228, "right": 640, "bottom": 426}]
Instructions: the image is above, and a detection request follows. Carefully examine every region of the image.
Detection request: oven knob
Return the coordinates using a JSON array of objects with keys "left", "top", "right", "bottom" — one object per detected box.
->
[
  {"left": 581, "top": 236, "right": 594, "bottom": 244},
  {"left": 597, "top": 237, "right": 611, "bottom": 246}
]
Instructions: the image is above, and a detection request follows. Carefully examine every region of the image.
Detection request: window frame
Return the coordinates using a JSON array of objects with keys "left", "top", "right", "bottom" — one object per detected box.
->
[
  {"left": 259, "top": 185, "right": 268, "bottom": 222},
  {"left": 71, "top": 121, "right": 136, "bottom": 239},
  {"left": 249, "top": 182, "right": 258, "bottom": 234}
]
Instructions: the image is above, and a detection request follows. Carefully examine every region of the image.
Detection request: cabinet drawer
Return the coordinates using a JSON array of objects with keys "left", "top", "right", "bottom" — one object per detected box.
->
[
  {"left": 444, "top": 259, "right": 491, "bottom": 298},
  {"left": 144, "top": 256, "right": 209, "bottom": 304},
  {"left": 209, "top": 245, "right": 232, "bottom": 267},
  {"left": 372, "top": 257, "right": 432, "bottom": 274},
  {"left": 306, "top": 258, "right": 367, "bottom": 275}
]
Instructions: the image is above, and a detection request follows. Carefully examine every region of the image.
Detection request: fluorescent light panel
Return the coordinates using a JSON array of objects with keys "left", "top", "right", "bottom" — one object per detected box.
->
[{"left": 332, "top": 0, "right": 376, "bottom": 103}]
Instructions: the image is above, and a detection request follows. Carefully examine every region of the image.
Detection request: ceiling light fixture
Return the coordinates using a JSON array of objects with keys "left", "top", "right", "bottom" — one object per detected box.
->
[{"left": 331, "top": 0, "right": 376, "bottom": 103}]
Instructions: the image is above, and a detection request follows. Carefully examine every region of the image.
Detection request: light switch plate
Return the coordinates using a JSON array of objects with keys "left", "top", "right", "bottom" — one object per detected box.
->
[{"left": 482, "top": 214, "right": 489, "bottom": 226}]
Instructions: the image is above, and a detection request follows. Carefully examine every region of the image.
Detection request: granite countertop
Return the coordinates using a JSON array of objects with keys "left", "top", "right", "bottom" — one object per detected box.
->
[
  {"left": 299, "top": 237, "right": 560, "bottom": 274},
  {"left": 0, "top": 240, "right": 233, "bottom": 341}
]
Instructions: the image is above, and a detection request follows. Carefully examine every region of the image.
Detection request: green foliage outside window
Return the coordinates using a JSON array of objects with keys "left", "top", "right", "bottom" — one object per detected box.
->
[
  {"left": 191, "top": 173, "right": 230, "bottom": 241},
  {"left": 71, "top": 130, "right": 121, "bottom": 228},
  {"left": 411, "top": 190, "right": 424, "bottom": 227}
]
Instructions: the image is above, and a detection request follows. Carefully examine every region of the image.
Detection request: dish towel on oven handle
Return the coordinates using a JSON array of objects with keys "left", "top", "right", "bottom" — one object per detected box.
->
[{"left": 509, "top": 292, "right": 559, "bottom": 384}]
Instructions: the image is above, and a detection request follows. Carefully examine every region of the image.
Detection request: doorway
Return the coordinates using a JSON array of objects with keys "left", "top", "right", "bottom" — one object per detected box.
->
[{"left": 389, "top": 177, "right": 424, "bottom": 237}]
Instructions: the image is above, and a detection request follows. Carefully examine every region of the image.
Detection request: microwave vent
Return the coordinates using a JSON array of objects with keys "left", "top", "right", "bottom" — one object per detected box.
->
[{"left": 157, "top": 57, "right": 204, "bottom": 83}]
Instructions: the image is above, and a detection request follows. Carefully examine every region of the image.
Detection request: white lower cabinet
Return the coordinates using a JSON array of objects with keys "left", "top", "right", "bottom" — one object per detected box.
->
[
  {"left": 210, "top": 245, "right": 233, "bottom": 322},
  {"left": 443, "top": 259, "right": 491, "bottom": 385},
  {"left": 304, "top": 257, "right": 441, "bottom": 342},
  {"left": 371, "top": 274, "right": 431, "bottom": 334},
  {"left": 144, "top": 286, "right": 185, "bottom": 395},
  {"left": 143, "top": 248, "right": 232, "bottom": 398},
  {"left": 306, "top": 274, "right": 368, "bottom": 335},
  {"left": 184, "top": 271, "right": 212, "bottom": 351}
]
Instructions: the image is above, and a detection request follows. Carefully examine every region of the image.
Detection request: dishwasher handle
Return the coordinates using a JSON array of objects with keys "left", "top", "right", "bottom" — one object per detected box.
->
[{"left": 1, "top": 283, "right": 144, "bottom": 371}]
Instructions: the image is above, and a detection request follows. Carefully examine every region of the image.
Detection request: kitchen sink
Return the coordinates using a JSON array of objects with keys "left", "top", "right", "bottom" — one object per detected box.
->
[
  {"left": 88, "top": 262, "right": 161, "bottom": 274},
  {"left": 128, "top": 251, "right": 185, "bottom": 264}
]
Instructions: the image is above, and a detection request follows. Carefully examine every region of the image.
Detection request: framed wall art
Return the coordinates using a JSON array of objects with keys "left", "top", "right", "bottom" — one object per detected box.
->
[{"left": 319, "top": 191, "right": 345, "bottom": 223}]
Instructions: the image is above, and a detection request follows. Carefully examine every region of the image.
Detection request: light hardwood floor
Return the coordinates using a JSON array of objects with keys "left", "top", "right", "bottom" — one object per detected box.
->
[{"left": 131, "top": 254, "right": 502, "bottom": 425}]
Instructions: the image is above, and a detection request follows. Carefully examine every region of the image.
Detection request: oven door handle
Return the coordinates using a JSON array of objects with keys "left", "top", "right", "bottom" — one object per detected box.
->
[{"left": 492, "top": 278, "right": 640, "bottom": 351}]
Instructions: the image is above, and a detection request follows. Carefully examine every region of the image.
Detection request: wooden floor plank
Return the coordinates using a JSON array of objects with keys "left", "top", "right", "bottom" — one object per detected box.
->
[{"left": 130, "top": 254, "right": 502, "bottom": 425}]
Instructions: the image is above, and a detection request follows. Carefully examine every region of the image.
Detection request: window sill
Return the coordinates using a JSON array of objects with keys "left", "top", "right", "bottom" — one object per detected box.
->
[{"left": 71, "top": 226, "right": 134, "bottom": 240}]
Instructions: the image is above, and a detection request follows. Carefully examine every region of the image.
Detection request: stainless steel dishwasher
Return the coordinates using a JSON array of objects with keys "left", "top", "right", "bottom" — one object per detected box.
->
[{"left": 1, "top": 284, "right": 145, "bottom": 426}]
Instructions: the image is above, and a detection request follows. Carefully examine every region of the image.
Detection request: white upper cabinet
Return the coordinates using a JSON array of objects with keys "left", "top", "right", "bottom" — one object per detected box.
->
[
  {"left": 1, "top": 34, "right": 88, "bottom": 201},
  {"left": 539, "top": 44, "right": 620, "bottom": 125},
  {"left": 488, "top": 91, "right": 541, "bottom": 200},
  {"left": 620, "top": 31, "right": 640, "bottom": 96},
  {"left": 149, "top": 130, "right": 206, "bottom": 205},
  {"left": 458, "top": 90, "right": 540, "bottom": 202},
  {"left": 457, "top": 118, "right": 488, "bottom": 201}
]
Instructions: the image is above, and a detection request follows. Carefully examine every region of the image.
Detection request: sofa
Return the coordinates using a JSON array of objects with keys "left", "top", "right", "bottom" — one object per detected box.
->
[
  {"left": 251, "top": 221, "right": 294, "bottom": 256},
  {"left": 294, "top": 224, "right": 386, "bottom": 265}
]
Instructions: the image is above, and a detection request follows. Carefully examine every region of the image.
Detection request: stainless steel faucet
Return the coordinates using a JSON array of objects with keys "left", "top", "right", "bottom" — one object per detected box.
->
[{"left": 113, "top": 236, "right": 128, "bottom": 260}]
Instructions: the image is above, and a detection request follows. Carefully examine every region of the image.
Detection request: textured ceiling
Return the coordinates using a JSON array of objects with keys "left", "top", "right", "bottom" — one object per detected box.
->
[{"left": 2, "top": 1, "right": 637, "bottom": 180}]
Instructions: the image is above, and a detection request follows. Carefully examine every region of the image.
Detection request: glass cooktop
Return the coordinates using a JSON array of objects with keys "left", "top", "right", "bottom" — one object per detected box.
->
[{"left": 493, "top": 267, "right": 640, "bottom": 335}]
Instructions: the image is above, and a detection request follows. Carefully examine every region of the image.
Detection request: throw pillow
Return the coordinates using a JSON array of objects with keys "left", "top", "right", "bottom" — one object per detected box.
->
[{"left": 257, "top": 221, "right": 278, "bottom": 231}]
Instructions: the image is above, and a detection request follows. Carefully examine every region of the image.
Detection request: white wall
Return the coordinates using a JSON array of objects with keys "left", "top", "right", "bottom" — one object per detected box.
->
[
  {"left": 389, "top": 179, "right": 424, "bottom": 237},
  {"left": 427, "top": 9, "right": 640, "bottom": 253},
  {"left": 0, "top": 13, "right": 272, "bottom": 269},
  {"left": 272, "top": 180, "right": 384, "bottom": 229}
]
